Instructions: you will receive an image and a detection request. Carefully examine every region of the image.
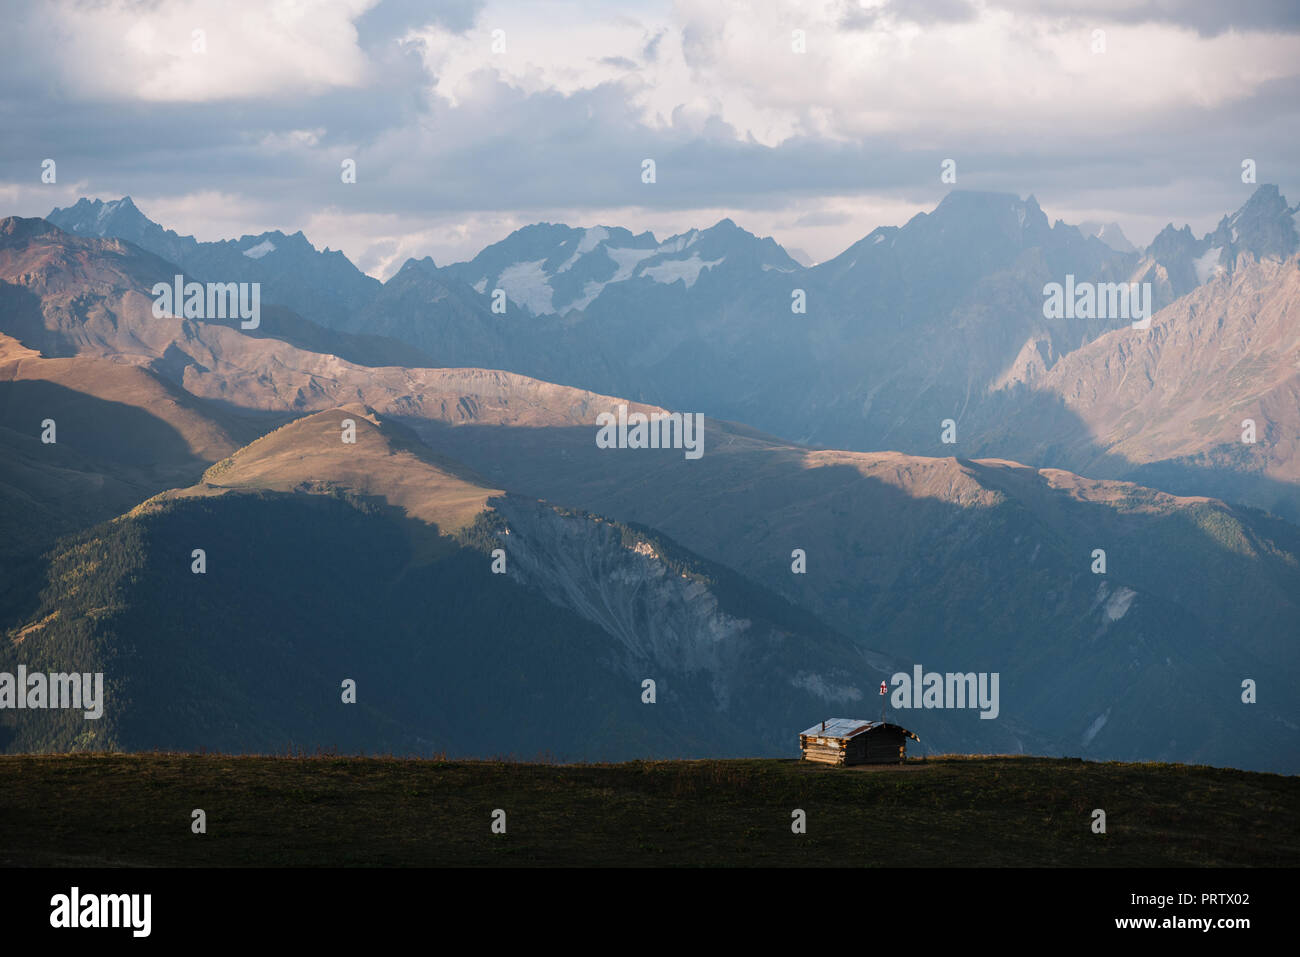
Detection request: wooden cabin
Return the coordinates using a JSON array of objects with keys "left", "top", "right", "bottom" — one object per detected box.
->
[{"left": 799, "top": 718, "right": 920, "bottom": 766}]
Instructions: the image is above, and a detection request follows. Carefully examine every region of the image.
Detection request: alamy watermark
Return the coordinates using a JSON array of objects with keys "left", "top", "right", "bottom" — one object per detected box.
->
[
  {"left": 152, "top": 274, "right": 260, "bottom": 329},
  {"left": 889, "top": 664, "right": 999, "bottom": 719},
  {"left": 0, "top": 666, "right": 103, "bottom": 719},
  {"left": 1043, "top": 275, "right": 1152, "bottom": 329},
  {"left": 50, "top": 887, "right": 150, "bottom": 937},
  {"left": 596, "top": 403, "right": 704, "bottom": 460}
]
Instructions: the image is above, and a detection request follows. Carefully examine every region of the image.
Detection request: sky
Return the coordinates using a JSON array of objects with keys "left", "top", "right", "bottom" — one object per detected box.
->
[{"left": 1, "top": 0, "right": 1298, "bottom": 278}]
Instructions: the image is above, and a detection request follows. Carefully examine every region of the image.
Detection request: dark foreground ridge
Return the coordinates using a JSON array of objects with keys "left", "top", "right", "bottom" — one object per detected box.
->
[{"left": 2, "top": 754, "right": 1294, "bottom": 867}]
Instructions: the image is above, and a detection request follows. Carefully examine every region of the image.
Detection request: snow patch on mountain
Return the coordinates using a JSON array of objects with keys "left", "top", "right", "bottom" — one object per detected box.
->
[
  {"left": 556, "top": 226, "right": 609, "bottom": 273},
  {"left": 606, "top": 245, "right": 659, "bottom": 282},
  {"left": 1104, "top": 586, "right": 1137, "bottom": 622},
  {"left": 642, "top": 254, "right": 724, "bottom": 288},
  {"left": 564, "top": 280, "right": 606, "bottom": 312},
  {"left": 242, "top": 239, "right": 276, "bottom": 259},
  {"left": 497, "top": 259, "right": 554, "bottom": 314},
  {"left": 1082, "top": 708, "right": 1110, "bottom": 746}
]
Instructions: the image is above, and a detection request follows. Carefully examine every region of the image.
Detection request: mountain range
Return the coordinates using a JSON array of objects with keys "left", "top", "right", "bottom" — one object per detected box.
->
[
  {"left": 0, "top": 187, "right": 1295, "bottom": 771},
  {"left": 48, "top": 187, "right": 1300, "bottom": 521}
]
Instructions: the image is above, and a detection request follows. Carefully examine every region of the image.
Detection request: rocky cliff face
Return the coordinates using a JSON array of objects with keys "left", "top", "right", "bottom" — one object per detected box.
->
[
  {"left": 495, "top": 497, "right": 756, "bottom": 684},
  {"left": 484, "top": 494, "right": 1049, "bottom": 756}
]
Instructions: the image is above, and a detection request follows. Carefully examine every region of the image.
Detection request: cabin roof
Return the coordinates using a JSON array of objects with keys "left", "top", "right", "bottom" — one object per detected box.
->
[{"left": 800, "top": 718, "right": 920, "bottom": 742}]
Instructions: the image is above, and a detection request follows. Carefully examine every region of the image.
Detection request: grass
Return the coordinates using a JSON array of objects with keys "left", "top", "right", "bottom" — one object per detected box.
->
[{"left": 1, "top": 753, "right": 1295, "bottom": 867}]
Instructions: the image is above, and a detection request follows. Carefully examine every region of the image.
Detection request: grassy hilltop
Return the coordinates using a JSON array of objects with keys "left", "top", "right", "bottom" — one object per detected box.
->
[{"left": 1, "top": 754, "right": 1295, "bottom": 867}]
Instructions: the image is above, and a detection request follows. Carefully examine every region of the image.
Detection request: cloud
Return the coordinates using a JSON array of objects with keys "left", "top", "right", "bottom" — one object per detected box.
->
[
  {"left": 0, "top": 0, "right": 1296, "bottom": 273},
  {"left": 643, "top": 28, "right": 667, "bottom": 61},
  {"left": 355, "top": 0, "right": 483, "bottom": 46},
  {"left": 987, "top": 0, "right": 1300, "bottom": 37},
  {"left": 7, "top": 0, "right": 381, "bottom": 103},
  {"left": 836, "top": 0, "right": 978, "bottom": 30}
]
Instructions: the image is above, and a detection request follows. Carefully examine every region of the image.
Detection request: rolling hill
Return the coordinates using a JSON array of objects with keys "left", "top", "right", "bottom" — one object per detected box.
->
[
  {"left": 5, "top": 405, "right": 985, "bottom": 760},
  {"left": 1, "top": 213, "right": 1296, "bottom": 770}
]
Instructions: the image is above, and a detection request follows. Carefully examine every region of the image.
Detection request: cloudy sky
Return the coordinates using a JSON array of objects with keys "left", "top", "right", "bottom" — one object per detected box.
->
[{"left": 2, "top": 0, "right": 1298, "bottom": 277}]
